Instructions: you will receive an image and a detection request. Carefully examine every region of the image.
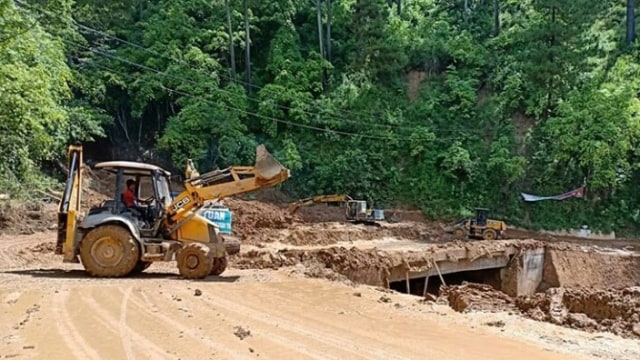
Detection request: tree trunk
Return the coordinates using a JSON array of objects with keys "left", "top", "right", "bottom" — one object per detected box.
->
[
  {"left": 316, "top": 0, "right": 325, "bottom": 59},
  {"left": 326, "top": 0, "right": 332, "bottom": 62},
  {"left": 627, "top": 0, "right": 636, "bottom": 44},
  {"left": 226, "top": 0, "right": 236, "bottom": 81},
  {"left": 492, "top": 0, "right": 500, "bottom": 36},
  {"left": 546, "top": 5, "right": 556, "bottom": 118},
  {"left": 316, "top": 0, "right": 327, "bottom": 91},
  {"left": 463, "top": 0, "right": 469, "bottom": 23},
  {"left": 243, "top": 0, "right": 251, "bottom": 92}
]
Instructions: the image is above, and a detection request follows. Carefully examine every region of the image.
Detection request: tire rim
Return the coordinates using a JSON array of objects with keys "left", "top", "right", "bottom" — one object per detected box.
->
[
  {"left": 90, "top": 236, "right": 124, "bottom": 267},
  {"left": 185, "top": 254, "right": 200, "bottom": 270}
]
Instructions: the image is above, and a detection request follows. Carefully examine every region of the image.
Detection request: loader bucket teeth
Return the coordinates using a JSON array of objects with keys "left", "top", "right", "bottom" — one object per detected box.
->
[{"left": 255, "top": 144, "right": 287, "bottom": 179}]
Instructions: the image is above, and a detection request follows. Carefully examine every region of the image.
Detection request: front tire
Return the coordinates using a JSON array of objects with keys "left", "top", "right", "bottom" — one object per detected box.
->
[
  {"left": 79, "top": 225, "right": 140, "bottom": 277},
  {"left": 177, "top": 243, "right": 213, "bottom": 279},
  {"left": 453, "top": 228, "right": 466, "bottom": 238},
  {"left": 223, "top": 236, "right": 240, "bottom": 255}
]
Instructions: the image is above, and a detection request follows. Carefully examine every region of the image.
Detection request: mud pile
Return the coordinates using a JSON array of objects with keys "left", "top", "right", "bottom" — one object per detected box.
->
[
  {"left": 238, "top": 221, "right": 442, "bottom": 247},
  {"left": 232, "top": 240, "right": 543, "bottom": 286},
  {"left": 224, "top": 198, "right": 295, "bottom": 239},
  {"left": 231, "top": 247, "right": 397, "bottom": 286},
  {"left": 439, "top": 283, "right": 516, "bottom": 313},
  {"left": 540, "top": 243, "right": 640, "bottom": 291},
  {"left": 0, "top": 202, "right": 58, "bottom": 235},
  {"left": 517, "top": 287, "right": 640, "bottom": 338}
]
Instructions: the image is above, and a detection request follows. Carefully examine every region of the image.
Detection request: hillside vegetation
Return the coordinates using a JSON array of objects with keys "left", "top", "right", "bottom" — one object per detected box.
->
[{"left": 2, "top": 0, "right": 640, "bottom": 234}]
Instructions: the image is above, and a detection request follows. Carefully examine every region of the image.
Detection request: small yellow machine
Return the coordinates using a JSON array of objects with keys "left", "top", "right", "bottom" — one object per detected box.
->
[
  {"left": 56, "top": 144, "right": 290, "bottom": 279},
  {"left": 442, "top": 208, "right": 507, "bottom": 240}
]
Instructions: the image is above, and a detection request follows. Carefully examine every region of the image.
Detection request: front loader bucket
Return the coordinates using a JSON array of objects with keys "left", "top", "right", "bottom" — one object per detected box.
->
[{"left": 255, "top": 144, "right": 289, "bottom": 179}]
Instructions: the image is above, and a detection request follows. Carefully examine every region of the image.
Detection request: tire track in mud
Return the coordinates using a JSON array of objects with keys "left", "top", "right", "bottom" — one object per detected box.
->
[
  {"left": 153, "top": 288, "right": 346, "bottom": 360},
  {"left": 52, "top": 290, "right": 102, "bottom": 360},
  {"left": 0, "top": 237, "right": 42, "bottom": 268},
  {"left": 80, "top": 291, "right": 169, "bottom": 359},
  {"left": 200, "top": 286, "right": 417, "bottom": 359},
  {"left": 169, "top": 286, "right": 406, "bottom": 360},
  {"left": 119, "top": 287, "right": 135, "bottom": 360},
  {"left": 124, "top": 287, "right": 255, "bottom": 360}
]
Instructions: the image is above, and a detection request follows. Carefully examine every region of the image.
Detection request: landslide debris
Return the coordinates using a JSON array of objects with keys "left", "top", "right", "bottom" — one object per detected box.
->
[{"left": 517, "top": 287, "right": 640, "bottom": 338}]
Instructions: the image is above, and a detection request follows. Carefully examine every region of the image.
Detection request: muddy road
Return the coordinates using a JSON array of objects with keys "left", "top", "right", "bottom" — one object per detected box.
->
[{"left": 1, "top": 232, "right": 639, "bottom": 360}]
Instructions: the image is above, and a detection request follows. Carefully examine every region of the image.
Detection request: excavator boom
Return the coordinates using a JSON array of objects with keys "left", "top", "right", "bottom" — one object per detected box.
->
[{"left": 288, "top": 194, "right": 352, "bottom": 214}]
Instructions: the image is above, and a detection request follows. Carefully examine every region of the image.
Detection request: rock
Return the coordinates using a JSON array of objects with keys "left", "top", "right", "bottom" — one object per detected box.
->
[
  {"left": 234, "top": 326, "right": 252, "bottom": 340},
  {"left": 484, "top": 320, "right": 505, "bottom": 328},
  {"left": 378, "top": 295, "right": 392, "bottom": 303},
  {"left": 353, "top": 292, "right": 362, "bottom": 297},
  {"left": 194, "top": 289, "right": 202, "bottom": 296},
  {"left": 633, "top": 323, "right": 640, "bottom": 337}
]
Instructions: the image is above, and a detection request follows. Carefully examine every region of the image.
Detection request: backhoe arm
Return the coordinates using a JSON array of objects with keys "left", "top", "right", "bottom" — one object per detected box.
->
[{"left": 56, "top": 145, "right": 83, "bottom": 258}]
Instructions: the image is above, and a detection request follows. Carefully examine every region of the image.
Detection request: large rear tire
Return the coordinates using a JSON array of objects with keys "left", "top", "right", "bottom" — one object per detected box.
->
[
  {"left": 210, "top": 256, "right": 228, "bottom": 276},
  {"left": 79, "top": 225, "right": 140, "bottom": 277},
  {"left": 177, "top": 243, "right": 213, "bottom": 279}
]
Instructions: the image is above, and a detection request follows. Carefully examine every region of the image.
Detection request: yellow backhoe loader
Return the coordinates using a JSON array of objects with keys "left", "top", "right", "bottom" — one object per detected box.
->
[
  {"left": 288, "top": 194, "right": 385, "bottom": 226},
  {"left": 56, "top": 144, "right": 290, "bottom": 279}
]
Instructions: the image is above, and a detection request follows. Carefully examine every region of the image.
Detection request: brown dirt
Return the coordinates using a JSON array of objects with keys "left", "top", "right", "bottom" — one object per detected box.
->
[
  {"left": 540, "top": 243, "right": 640, "bottom": 291},
  {"left": 430, "top": 283, "right": 640, "bottom": 339},
  {"left": 231, "top": 240, "right": 545, "bottom": 287},
  {"left": 0, "top": 202, "right": 58, "bottom": 235},
  {"left": 224, "top": 198, "right": 295, "bottom": 239},
  {"left": 440, "top": 283, "right": 517, "bottom": 313},
  {"left": 516, "top": 287, "right": 640, "bottom": 338}
]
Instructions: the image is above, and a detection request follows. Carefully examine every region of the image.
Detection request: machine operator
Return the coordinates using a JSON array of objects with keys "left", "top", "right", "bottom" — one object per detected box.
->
[{"left": 123, "top": 179, "right": 151, "bottom": 222}]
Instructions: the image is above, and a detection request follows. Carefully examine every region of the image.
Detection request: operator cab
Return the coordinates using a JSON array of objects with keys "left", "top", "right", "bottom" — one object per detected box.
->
[
  {"left": 473, "top": 207, "right": 489, "bottom": 227},
  {"left": 88, "top": 161, "right": 173, "bottom": 233}
]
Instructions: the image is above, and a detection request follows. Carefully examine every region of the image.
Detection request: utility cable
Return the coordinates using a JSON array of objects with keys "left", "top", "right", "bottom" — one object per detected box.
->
[
  {"left": 17, "top": 0, "right": 495, "bottom": 136},
  {"left": 70, "top": 44, "right": 432, "bottom": 142}
]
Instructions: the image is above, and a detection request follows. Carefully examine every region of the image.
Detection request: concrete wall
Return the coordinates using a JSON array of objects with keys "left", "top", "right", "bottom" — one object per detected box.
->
[
  {"left": 501, "top": 247, "right": 545, "bottom": 297},
  {"left": 517, "top": 248, "right": 545, "bottom": 296},
  {"left": 513, "top": 226, "right": 616, "bottom": 240}
]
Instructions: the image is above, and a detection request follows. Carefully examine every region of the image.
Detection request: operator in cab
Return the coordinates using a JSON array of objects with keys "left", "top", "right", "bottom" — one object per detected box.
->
[{"left": 123, "top": 179, "right": 151, "bottom": 222}]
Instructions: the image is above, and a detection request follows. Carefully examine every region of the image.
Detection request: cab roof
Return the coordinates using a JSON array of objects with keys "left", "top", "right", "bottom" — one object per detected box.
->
[{"left": 94, "top": 161, "right": 171, "bottom": 177}]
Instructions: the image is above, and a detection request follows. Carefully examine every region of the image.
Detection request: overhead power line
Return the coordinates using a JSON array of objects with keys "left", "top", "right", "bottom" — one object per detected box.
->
[
  {"left": 16, "top": 0, "right": 495, "bottom": 136},
  {"left": 67, "top": 40, "right": 435, "bottom": 142}
]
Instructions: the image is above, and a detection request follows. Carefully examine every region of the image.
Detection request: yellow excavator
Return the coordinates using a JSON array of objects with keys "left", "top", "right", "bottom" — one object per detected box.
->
[
  {"left": 288, "top": 194, "right": 385, "bottom": 226},
  {"left": 56, "top": 144, "right": 290, "bottom": 279}
]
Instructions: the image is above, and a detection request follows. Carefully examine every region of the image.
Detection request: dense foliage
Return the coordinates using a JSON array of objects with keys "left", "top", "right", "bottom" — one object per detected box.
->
[{"left": 3, "top": 0, "right": 640, "bottom": 234}]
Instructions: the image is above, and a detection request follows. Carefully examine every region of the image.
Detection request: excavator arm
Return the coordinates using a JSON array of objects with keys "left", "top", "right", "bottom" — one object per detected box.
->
[
  {"left": 287, "top": 194, "right": 352, "bottom": 214},
  {"left": 165, "top": 145, "right": 290, "bottom": 229},
  {"left": 56, "top": 144, "right": 83, "bottom": 259}
]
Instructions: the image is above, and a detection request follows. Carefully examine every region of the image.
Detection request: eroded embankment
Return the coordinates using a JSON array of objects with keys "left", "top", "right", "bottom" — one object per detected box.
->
[
  {"left": 232, "top": 240, "right": 640, "bottom": 338},
  {"left": 231, "top": 240, "right": 544, "bottom": 287}
]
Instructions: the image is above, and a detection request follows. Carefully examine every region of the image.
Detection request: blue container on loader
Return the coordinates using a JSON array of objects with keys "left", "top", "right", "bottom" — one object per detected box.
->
[{"left": 199, "top": 206, "right": 233, "bottom": 235}]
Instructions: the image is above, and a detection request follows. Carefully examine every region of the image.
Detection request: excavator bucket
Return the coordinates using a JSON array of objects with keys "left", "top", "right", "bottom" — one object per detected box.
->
[{"left": 255, "top": 144, "right": 288, "bottom": 179}]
